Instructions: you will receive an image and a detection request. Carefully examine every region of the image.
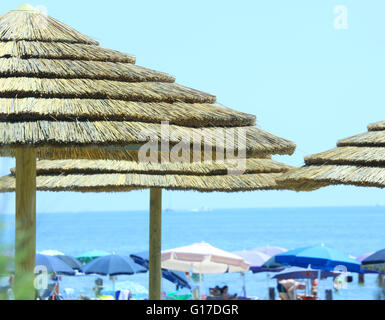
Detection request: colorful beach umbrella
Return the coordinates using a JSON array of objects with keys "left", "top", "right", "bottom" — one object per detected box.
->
[
  {"left": 161, "top": 242, "right": 250, "bottom": 274},
  {"left": 275, "top": 245, "right": 361, "bottom": 273},
  {"left": 162, "top": 242, "right": 249, "bottom": 299},
  {"left": 76, "top": 250, "right": 110, "bottom": 264},
  {"left": 361, "top": 264, "right": 385, "bottom": 274}
]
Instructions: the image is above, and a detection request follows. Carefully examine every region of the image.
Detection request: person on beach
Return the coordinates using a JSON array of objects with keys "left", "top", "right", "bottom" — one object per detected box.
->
[
  {"left": 209, "top": 286, "right": 222, "bottom": 297},
  {"left": 311, "top": 279, "right": 319, "bottom": 298},
  {"left": 93, "top": 278, "right": 104, "bottom": 298},
  {"left": 220, "top": 286, "right": 237, "bottom": 300},
  {"left": 277, "top": 279, "right": 305, "bottom": 300}
]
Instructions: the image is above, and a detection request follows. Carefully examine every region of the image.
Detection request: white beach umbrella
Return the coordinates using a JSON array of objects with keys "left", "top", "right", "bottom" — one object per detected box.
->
[
  {"left": 39, "top": 250, "right": 65, "bottom": 256},
  {"left": 161, "top": 242, "right": 249, "bottom": 299},
  {"left": 161, "top": 242, "right": 250, "bottom": 274}
]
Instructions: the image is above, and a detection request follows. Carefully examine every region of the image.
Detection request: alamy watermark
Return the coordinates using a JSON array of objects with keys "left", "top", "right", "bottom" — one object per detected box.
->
[
  {"left": 334, "top": 265, "right": 349, "bottom": 290},
  {"left": 34, "top": 265, "right": 48, "bottom": 290},
  {"left": 334, "top": 5, "right": 348, "bottom": 30},
  {"left": 137, "top": 122, "right": 248, "bottom": 175}
]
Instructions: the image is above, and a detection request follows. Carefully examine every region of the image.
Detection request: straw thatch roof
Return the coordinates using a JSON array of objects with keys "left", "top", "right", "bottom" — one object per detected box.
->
[
  {"left": 0, "top": 5, "right": 296, "bottom": 159},
  {"left": 0, "top": 158, "right": 294, "bottom": 193},
  {"left": 278, "top": 121, "right": 385, "bottom": 190}
]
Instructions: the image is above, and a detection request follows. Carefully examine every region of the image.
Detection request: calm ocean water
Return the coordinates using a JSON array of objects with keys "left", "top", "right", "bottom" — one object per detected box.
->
[{"left": 1, "top": 206, "right": 384, "bottom": 300}]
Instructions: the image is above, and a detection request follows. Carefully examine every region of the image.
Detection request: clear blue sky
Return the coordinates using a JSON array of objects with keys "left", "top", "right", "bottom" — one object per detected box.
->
[{"left": 1, "top": 0, "right": 385, "bottom": 213}]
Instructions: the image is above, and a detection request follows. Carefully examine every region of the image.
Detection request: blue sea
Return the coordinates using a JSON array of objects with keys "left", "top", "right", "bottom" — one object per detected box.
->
[{"left": 1, "top": 206, "right": 384, "bottom": 300}]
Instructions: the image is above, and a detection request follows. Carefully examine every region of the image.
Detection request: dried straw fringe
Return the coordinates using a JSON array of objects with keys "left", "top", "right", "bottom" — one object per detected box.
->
[
  {"left": 278, "top": 121, "right": 385, "bottom": 190},
  {"left": 0, "top": 172, "right": 287, "bottom": 193},
  {"left": 368, "top": 120, "right": 385, "bottom": 131},
  {"left": 0, "top": 147, "right": 275, "bottom": 162},
  {"left": 0, "top": 122, "right": 296, "bottom": 156},
  {"left": 0, "top": 98, "right": 256, "bottom": 127},
  {"left": 305, "top": 147, "right": 385, "bottom": 167},
  {"left": 277, "top": 165, "right": 385, "bottom": 190},
  {"left": 30, "top": 158, "right": 293, "bottom": 176},
  {"left": 0, "top": 41, "right": 136, "bottom": 63},
  {"left": 0, "top": 78, "right": 216, "bottom": 102},
  {"left": 338, "top": 130, "right": 385, "bottom": 147},
  {"left": 0, "top": 57, "right": 175, "bottom": 82}
]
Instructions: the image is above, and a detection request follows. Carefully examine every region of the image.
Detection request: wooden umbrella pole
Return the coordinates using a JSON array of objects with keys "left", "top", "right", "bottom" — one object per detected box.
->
[
  {"left": 15, "top": 147, "right": 37, "bottom": 300},
  {"left": 149, "top": 188, "right": 162, "bottom": 300}
]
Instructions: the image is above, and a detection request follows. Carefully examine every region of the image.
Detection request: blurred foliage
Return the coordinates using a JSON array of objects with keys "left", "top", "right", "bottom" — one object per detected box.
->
[{"left": 0, "top": 222, "right": 35, "bottom": 300}]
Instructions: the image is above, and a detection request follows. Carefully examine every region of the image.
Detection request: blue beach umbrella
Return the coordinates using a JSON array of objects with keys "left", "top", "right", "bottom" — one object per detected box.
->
[
  {"left": 130, "top": 251, "right": 191, "bottom": 289},
  {"left": 355, "top": 252, "right": 377, "bottom": 274},
  {"left": 272, "top": 266, "right": 339, "bottom": 280},
  {"left": 275, "top": 245, "right": 361, "bottom": 273},
  {"left": 81, "top": 255, "right": 147, "bottom": 276},
  {"left": 36, "top": 254, "right": 75, "bottom": 276},
  {"left": 361, "top": 249, "right": 385, "bottom": 274},
  {"left": 81, "top": 255, "right": 147, "bottom": 295},
  {"left": 362, "top": 249, "right": 385, "bottom": 265}
]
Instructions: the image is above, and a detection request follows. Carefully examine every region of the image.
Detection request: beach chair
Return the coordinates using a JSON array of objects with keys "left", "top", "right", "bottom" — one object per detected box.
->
[{"left": 115, "top": 290, "right": 131, "bottom": 300}]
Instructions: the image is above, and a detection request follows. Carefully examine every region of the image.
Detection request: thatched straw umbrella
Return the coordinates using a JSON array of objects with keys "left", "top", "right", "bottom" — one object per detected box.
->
[
  {"left": 0, "top": 4, "right": 296, "bottom": 299},
  {"left": 0, "top": 158, "right": 294, "bottom": 193},
  {"left": 278, "top": 121, "right": 385, "bottom": 191},
  {"left": 0, "top": 157, "right": 294, "bottom": 299}
]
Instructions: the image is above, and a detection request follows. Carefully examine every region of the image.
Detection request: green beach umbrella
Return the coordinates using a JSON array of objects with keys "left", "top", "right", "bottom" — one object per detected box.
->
[{"left": 76, "top": 250, "right": 110, "bottom": 264}]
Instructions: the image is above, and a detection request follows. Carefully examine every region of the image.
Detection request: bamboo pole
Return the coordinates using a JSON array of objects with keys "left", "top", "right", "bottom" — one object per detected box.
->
[
  {"left": 15, "top": 147, "right": 36, "bottom": 300},
  {"left": 149, "top": 188, "right": 162, "bottom": 300}
]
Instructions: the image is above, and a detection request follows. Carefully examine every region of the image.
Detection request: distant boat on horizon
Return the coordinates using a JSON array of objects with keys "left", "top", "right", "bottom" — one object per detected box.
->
[{"left": 190, "top": 206, "right": 212, "bottom": 213}]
